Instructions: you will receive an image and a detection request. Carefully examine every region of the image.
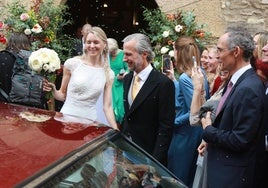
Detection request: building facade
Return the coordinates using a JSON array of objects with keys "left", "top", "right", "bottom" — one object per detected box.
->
[
  {"left": 157, "top": 0, "right": 268, "bottom": 37},
  {"left": 1, "top": 0, "right": 268, "bottom": 38}
]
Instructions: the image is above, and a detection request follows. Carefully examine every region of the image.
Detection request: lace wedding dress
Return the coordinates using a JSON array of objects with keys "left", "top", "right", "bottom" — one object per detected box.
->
[{"left": 59, "top": 57, "right": 113, "bottom": 123}]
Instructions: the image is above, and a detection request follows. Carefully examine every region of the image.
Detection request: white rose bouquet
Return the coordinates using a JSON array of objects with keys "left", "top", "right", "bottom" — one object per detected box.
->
[
  {"left": 29, "top": 48, "right": 61, "bottom": 107},
  {"left": 29, "top": 48, "right": 61, "bottom": 74}
]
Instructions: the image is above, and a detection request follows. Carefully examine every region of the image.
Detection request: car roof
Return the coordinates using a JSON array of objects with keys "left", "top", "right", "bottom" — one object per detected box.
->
[{"left": 0, "top": 102, "right": 111, "bottom": 188}]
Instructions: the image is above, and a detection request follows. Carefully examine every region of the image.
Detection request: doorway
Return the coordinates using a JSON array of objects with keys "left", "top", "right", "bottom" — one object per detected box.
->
[{"left": 64, "top": 0, "right": 158, "bottom": 47}]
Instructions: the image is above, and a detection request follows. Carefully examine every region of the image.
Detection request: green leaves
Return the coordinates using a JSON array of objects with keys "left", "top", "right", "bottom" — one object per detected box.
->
[
  {"left": 140, "top": 7, "right": 211, "bottom": 71},
  {"left": 1, "top": 0, "right": 74, "bottom": 62}
]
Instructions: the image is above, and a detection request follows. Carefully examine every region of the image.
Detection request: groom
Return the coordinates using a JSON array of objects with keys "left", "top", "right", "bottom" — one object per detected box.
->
[{"left": 120, "top": 33, "right": 175, "bottom": 167}]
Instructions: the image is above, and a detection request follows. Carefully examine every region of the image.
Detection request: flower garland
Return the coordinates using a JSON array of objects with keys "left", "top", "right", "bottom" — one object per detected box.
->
[
  {"left": 0, "top": 0, "right": 74, "bottom": 62},
  {"left": 141, "top": 7, "right": 211, "bottom": 70}
]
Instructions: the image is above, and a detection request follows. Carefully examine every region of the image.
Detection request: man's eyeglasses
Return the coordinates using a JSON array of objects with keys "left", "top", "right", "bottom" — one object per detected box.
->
[
  {"left": 217, "top": 47, "right": 235, "bottom": 53},
  {"left": 217, "top": 47, "right": 229, "bottom": 53}
]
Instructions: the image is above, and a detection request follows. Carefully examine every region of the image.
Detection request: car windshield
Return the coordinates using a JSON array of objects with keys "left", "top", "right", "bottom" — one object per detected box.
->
[{"left": 35, "top": 134, "right": 187, "bottom": 188}]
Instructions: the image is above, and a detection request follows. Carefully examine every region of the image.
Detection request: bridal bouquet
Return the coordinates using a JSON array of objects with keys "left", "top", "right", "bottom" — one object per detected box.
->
[
  {"left": 29, "top": 47, "right": 61, "bottom": 77},
  {"left": 28, "top": 47, "right": 61, "bottom": 109}
]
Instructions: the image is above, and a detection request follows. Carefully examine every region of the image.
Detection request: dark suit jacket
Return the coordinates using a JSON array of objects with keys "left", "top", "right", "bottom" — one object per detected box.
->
[
  {"left": 203, "top": 68, "right": 265, "bottom": 188},
  {"left": 121, "top": 69, "right": 175, "bottom": 166},
  {"left": 0, "top": 50, "right": 16, "bottom": 102},
  {"left": 253, "top": 90, "right": 268, "bottom": 188},
  {"left": 71, "top": 38, "right": 83, "bottom": 56}
]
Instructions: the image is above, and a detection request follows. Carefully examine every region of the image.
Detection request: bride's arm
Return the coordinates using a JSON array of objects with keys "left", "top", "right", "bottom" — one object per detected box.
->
[
  {"left": 46, "top": 66, "right": 70, "bottom": 101},
  {"left": 103, "top": 78, "right": 118, "bottom": 130}
]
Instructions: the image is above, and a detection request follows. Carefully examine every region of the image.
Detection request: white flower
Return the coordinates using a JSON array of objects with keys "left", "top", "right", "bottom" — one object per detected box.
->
[
  {"left": 28, "top": 54, "right": 43, "bottom": 72},
  {"left": 24, "top": 29, "right": 32, "bottom": 35},
  {"left": 31, "top": 24, "right": 43, "bottom": 34},
  {"left": 168, "top": 50, "right": 175, "bottom": 57},
  {"left": 42, "top": 63, "right": 50, "bottom": 72},
  {"left": 160, "top": 46, "right": 169, "bottom": 54},
  {"left": 20, "top": 13, "right": 30, "bottom": 21},
  {"left": 48, "top": 59, "right": 61, "bottom": 72},
  {"left": 162, "top": 31, "right": 170, "bottom": 38},
  {"left": 29, "top": 48, "right": 61, "bottom": 73},
  {"left": 175, "top": 25, "right": 183, "bottom": 33},
  {"left": 38, "top": 50, "right": 51, "bottom": 63}
]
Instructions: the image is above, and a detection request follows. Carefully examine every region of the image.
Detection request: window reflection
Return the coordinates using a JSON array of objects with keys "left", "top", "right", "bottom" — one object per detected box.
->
[{"left": 41, "top": 136, "right": 186, "bottom": 188}]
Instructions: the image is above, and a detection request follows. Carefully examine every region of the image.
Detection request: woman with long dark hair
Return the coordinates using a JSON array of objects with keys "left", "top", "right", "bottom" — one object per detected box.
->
[{"left": 0, "top": 32, "right": 31, "bottom": 101}]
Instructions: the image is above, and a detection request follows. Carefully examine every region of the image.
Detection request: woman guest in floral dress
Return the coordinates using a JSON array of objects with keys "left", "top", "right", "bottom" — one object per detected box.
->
[
  {"left": 165, "top": 36, "right": 210, "bottom": 187},
  {"left": 107, "top": 38, "right": 128, "bottom": 126}
]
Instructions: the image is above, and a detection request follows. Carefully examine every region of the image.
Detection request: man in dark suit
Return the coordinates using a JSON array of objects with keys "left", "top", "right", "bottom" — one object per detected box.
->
[
  {"left": 120, "top": 33, "right": 175, "bottom": 167},
  {"left": 201, "top": 27, "right": 265, "bottom": 188}
]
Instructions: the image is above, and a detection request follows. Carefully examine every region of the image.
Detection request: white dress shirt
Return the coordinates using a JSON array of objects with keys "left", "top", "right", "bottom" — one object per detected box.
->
[{"left": 128, "top": 64, "right": 153, "bottom": 106}]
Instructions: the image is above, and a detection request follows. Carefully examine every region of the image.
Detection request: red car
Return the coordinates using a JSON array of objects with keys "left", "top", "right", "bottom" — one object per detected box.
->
[{"left": 0, "top": 102, "right": 186, "bottom": 188}]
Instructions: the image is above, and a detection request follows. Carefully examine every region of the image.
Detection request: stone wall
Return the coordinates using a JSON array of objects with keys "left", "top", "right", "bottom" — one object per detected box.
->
[
  {"left": 219, "top": 0, "right": 268, "bottom": 34},
  {"left": 157, "top": 0, "right": 268, "bottom": 38}
]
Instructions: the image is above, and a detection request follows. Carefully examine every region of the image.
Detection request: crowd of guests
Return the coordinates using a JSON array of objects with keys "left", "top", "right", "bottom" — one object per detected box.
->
[{"left": 1, "top": 23, "right": 268, "bottom": 188}]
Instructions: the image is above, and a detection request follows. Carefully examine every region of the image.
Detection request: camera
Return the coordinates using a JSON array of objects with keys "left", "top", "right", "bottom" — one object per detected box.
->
[{"left": 162, "top": 54, "right": 171, "bottom": 73}]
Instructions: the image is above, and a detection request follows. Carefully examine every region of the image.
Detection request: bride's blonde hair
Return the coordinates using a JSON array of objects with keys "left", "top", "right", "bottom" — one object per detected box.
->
[{"left": 82, "top": 26, "right": 111, "bottom": 82}]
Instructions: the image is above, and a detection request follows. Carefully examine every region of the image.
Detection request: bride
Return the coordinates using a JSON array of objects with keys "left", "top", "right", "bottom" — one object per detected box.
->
[{"left": 44, "top": 26, "right": 118, "bottom": 130}]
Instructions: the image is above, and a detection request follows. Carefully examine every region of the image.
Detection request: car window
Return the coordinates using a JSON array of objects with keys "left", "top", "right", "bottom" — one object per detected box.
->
[{"left": 39, "top": 134, "right": 186, "bottom": 188}]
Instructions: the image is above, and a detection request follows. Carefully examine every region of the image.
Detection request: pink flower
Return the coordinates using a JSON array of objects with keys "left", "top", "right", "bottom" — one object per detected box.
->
[
  {"left": 0, "top": 21, "right": 3, "bottom": 29},
  {"left": 20, "top": 13, "right": 30, "bottom": 21}
]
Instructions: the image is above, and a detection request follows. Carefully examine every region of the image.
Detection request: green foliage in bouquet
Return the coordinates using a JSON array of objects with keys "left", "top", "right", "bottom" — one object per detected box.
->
[{"left": 141, "top": 7, "right": 211, "bottom": 71}]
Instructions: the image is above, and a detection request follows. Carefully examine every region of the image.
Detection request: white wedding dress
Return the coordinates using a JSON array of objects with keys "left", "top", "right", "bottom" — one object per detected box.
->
[{"left": 59, "top": 57, "right": 113, "bottom": 123}]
